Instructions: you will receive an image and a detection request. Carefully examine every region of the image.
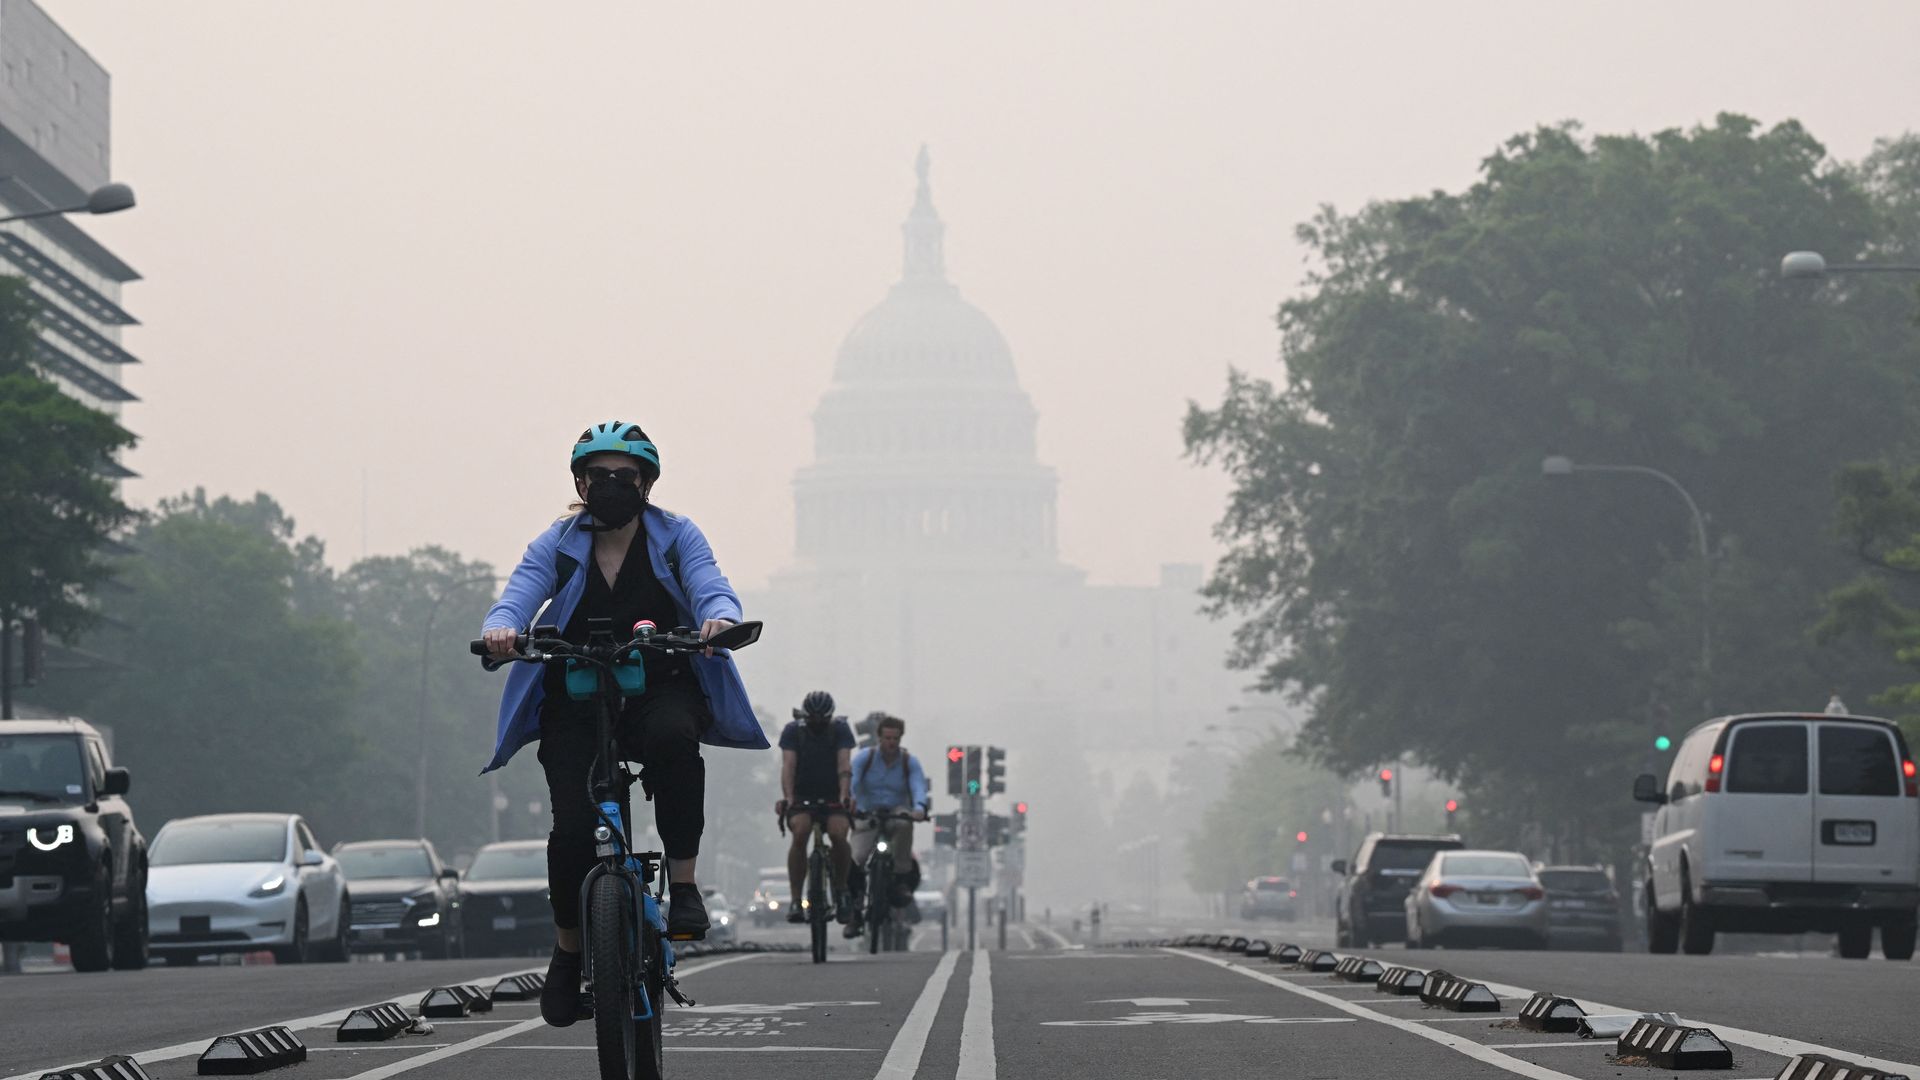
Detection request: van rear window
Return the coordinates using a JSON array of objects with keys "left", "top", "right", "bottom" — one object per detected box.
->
[
  {"left": 1818, "top": 726, "right": 1898, "bottom": 796},
  {"left": 1725, "top": 725, "right": 1808, "bottom": 794}
]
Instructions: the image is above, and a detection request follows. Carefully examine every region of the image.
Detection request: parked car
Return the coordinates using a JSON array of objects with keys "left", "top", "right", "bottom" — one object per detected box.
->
[
  {"left": 334, "top": 839, "right": 464, "bottom": 958},
  {"left": 147, "top": 813, "right": 349, "bottom": 965},
  {"left": 704, "top": 889, "right": 737, "bottom": 945},
  {"left": 1238, "top": 876, "right": 1299, "bottom": 921},
  {"left": 912, "top": 888, "right": 948, "bottom": 927},
  {"left": 458, "top": 840, "right": 554, "bottom": 957},
  {"left": 745, "top": 876, "right": 789, "bottom": 927},
  {"left": 1404, "top": 849, "right": 1549, "bottom": 950},
  {"left": 1635, "top": 710, "right": 1919, "bottom": 960},
  {"left": 0, "top": 718, "right": 148, "bottom": 971},
  {"left": 1333, "top": 832, "right": 1465, "bottom": 946},
  {"left": 1537, "top": 864, "right": 1622, "bottom": 951}
]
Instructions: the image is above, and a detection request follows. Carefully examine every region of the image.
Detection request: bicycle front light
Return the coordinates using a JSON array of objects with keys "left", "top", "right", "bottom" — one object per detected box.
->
[{"left": 876, "top": 841, "right": 890, "bottom": 853}]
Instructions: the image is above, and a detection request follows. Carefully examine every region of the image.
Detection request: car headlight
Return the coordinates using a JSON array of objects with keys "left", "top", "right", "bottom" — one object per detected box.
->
[
  {"left": 249, "top": 874, "right": 287, "bottom": 898},
  {"left": 717, "top": 914, "right": 732, "bottom": 926},
  {"left": 417, "top": 912, "right": 442, "bottom": 928},
  {"left": 27, "top": 825, "right": 75, "bottom": 851}
]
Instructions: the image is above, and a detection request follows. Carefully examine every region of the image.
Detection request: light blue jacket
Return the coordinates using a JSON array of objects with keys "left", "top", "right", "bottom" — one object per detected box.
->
[{"left": 479, "top": 506, "right": 769, "bottom": 773}]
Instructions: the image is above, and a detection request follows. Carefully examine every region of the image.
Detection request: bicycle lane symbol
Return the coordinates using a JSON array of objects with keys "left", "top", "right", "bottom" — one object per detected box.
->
[{"left": 667, "top": 1000, "right": 880, "bottom": 1039}]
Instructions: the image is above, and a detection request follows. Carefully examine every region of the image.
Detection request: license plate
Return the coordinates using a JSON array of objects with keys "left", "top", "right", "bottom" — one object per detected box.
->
[
  {"left": 1828, "top": 821, "right": 1876, "bottom": 845},
  {"left": 358, "top": 927, "right": 385, "bottom": 940},
  {"left": 493, "top": 915, "right": 517, "bottom": 931},
  {"left": 1473, "top": 893, "right": 1501, "bottom": 905},
  {"left": 181, "top": 915, "right": 210, "bottom": 935}
]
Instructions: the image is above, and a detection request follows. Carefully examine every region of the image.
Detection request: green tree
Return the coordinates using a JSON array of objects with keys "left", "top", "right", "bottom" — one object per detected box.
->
[
  {"left": 1186, "top": 117, "right": 1920, "bottom": 858},
  {"left": 0, "top": 276, "right": 136, "bottom": 642},
  {"left": 32, "top": 491, "right": 362, "bottom": 833}
]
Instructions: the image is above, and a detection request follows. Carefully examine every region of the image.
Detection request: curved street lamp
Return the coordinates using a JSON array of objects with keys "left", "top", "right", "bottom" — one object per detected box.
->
[
  {"left": 1780, "top": 250, "right": 1920, "bottom": 280},
  {"left": 0, "top": 182, "right": 136, "bottom": 225},
  {"left": 1542, "top": 455, "right": 1713, "bottom": 712}
]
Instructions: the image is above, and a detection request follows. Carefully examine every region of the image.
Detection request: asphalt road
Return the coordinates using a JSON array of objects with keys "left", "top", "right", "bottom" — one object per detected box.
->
[{"left": 3, "top": 915, "right": 1915, "bottom": 1080}]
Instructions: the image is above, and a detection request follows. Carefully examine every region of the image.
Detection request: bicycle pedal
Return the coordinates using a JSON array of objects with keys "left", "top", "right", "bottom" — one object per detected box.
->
[
  {"left": 665, "top": 979, "right": 695, "bottom": 1008},
  {"left": 574, "top": 991, "right": 594, "bottom": 1021}
]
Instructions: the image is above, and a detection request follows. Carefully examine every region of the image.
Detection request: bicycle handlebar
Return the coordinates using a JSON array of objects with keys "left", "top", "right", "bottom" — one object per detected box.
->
[{"left": 469, "top": 619, "right": 762, "bottom": 670}]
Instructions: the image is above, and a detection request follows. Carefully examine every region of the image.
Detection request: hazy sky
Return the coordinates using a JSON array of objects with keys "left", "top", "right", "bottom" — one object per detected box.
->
[{"left": 42, "top": 1, "right": 1920, "bottom": 590}]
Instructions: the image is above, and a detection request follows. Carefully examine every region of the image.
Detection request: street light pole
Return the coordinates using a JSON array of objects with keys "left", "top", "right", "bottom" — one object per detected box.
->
[
  {"left": 416, "top": 573, "right": 502, "bottom": 839},
  {"left": 1780, "top": 251, "right": 1920, "bottom": 280},
  {"left": 0, "top": 182, "right": 136, "bottom": 225},
  {"left": 1543, "top": 456, "right": 1713, "bottom": 713}
]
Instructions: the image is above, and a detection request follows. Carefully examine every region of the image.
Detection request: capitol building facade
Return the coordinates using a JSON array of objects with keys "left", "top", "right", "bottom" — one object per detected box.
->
[{"left": 743, "top": 151, "right": 1270, "bottom": 904}]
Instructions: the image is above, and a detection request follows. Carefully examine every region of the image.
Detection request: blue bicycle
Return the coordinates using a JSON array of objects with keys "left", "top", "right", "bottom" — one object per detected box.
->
[{"left": 474, "top": 616, "right": 763, "bottom": 1080}]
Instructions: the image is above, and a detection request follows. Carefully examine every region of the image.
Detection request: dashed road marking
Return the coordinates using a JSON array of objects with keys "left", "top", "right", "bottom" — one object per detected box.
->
[
  {"left": 873, "top": 947, "right": 960, "bottom": 1080},
  {"left": 958, "top": 948, "right": 996, "bottom": 1080}
]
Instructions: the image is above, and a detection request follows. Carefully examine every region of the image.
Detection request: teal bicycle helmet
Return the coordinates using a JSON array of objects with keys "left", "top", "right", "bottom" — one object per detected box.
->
[{"left": 571, "top": 420, "right": 661, "bottom": 477}]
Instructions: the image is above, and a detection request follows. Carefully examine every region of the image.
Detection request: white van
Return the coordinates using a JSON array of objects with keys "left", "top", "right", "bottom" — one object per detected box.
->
[{"left": 1633, "top": 712, "right": 1918, "bottom": 959}]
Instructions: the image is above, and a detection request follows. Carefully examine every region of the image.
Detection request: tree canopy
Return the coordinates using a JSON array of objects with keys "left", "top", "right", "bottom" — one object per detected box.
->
[{"left": 1187, "top": 116, "right": 1920, "bottom": 858}]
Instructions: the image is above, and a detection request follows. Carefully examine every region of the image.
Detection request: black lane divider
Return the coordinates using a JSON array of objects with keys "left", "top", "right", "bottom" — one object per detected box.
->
[
  {"left": 1516, "top": 993, "right": 1586, "bottom": 1033},
  {"left": 489, "top": 974, "right": 545, "bottom": 1002},
  {"left": 1292, "top": 948, "right": 1340, "bottom": 973},
  {"left": 1375, "top": 966, "right": 1426, "bottom": 995},
  {"left": 1332, "top": 956, "right": 1383, "bottom": 983},
  {"left": 1245, "top": 939, "right": 1272, "bottom": 958},
  {"left": 336, "top": 1003, "right": 423, "bottom": 1043},
  {"left": 1271, "top": 943, "right": 1303, "bottom": 964},
  {"left": 1774, "top": 1054, "right": 1913, "bottom": 1079},
  {"left": 1229, "top": 936, "right": 1251, "bottom": 953},
  {"left": 1615, "top": 1018, "right": 1733, "bottom": 1070},
  {"left": 35, "top": 1056, "right": 154, "bottom": 1080},
  {"left": 419, "top": 985, "right": 494, "bottom": 1019},
  {"left": 195, "top": 1027, "right": 307, "bottom": 1075},
  {"left": 1418, "top": 970, "right": 1501, "bottom": 1012}
]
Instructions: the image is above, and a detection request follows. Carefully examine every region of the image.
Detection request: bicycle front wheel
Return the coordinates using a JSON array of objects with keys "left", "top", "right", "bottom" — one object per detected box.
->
[
  {"left": 588, "top": 875, "right": 640, "bottom": 1080},
  {"left": 808, "top": 848, "right": 829, "bottom": 964}
]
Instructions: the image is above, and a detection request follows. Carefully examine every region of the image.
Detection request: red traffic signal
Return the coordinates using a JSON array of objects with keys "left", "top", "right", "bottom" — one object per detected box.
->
[
  {"left": 1378, "top": 768, "right": 1394, "bottom": 782},
  {"left": 1295, "top": 830, "right": 1308, "bottom": 843},
  {"left": 1014, "top": 801, "right": 1028, "bottom": 814},
  {"left": 947, "top": 746, "right": 965, "bottom": 763},
  {"left": 1445, "top": 798, "right": 1459, "bottom": 813}
]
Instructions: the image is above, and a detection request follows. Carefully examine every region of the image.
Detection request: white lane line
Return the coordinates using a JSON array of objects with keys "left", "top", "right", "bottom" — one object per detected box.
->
[
  {"left": 336, "top": 954, "right": 760, "bottom": 1080},
  {"left": 1486, "top": 1041, "right": 1603, "bottom": 1050},
  {"left": 308, "top": 1045, "right": 453, "bottom": 1053},
  {"left": 1031, "top": 925, "right": 1072, "bottom": 949},
  {"left": 0, "top": 963, "right": 548, "bottom": 1080},
  {"left": 1168, "top": 950, "right": 1581, "bottom": 1080},
  {"left": 498, "top": 1045, "right": 881, "bottom": 1052},
  {"left": 1398, "top": 963, "right": 1920, "bottom": 1076},
  {"left": 957, "top": 948, "right": 995, "bottom": 1080},
  {"left": 872, "top": 948, "right": 960, "bottom": 1080}
]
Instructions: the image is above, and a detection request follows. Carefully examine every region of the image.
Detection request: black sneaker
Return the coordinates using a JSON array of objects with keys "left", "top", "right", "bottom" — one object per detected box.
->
[
  {"left": 834, "top": 891, "right": 853, "bottom": 924},
  {"left": 539, "top": 945, "right": 583, "bottom": 1027},
  {"left": 667, "top": 884, "right": 709, "bottom": 940},
  {"left": 843, "top": 913, "right": 865, "bottom": 940}
]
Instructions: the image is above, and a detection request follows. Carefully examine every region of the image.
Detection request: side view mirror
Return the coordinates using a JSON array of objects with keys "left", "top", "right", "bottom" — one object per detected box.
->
[
  {"left": 301, "top": 849, "right": 326, "bottom": 867},
  {"left": 1632, "top": 773, "right": 1667, "bottom": 805},
  {"left": 101, "top": 768, "right": 131, "bottom": 797},
  {"left": 706, "top": 620, "right": 763, "bottom": 651},
  {"left": 1329, "top": 859, "right": 1348, "bottom": 875}
]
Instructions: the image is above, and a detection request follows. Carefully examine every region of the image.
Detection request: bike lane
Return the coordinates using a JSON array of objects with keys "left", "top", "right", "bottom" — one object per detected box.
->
[{"left": 992, "top": 947, "right": 1532, "bottom": 1080}]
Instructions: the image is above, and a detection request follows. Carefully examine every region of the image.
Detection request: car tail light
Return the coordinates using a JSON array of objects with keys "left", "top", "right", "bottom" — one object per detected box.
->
[
  {"left": 1430, "top": 883, "right": 1462, "bottom": 898},
  {"left": 1515, "top": 886, "right": 1544, "bottom": 900},
  {"left": 1705, "top": 753, "right": 1724, "bottom": 793},
  {"left": 1905, "top": 759, "right": 1917, "bottom": 797},
  {"left": 1288, "top": 890, "right": 1297, "bottom": 898}
]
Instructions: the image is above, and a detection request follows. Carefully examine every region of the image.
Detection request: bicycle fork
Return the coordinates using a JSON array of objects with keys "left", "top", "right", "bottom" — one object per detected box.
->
[{"left": 584, "top": 800, "right": 694, "bottom": 1019}]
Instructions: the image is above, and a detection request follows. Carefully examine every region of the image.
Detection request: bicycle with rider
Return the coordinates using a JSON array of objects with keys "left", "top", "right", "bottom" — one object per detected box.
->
[
  {"left": 776, "top": 691, "right": 856, "bottom": 924},
  {"left": 847, "top": 713, "right": 928, "bottom": 937},
  {"left": 479, "top": 420, "right": 767, "bottom": 1028}
]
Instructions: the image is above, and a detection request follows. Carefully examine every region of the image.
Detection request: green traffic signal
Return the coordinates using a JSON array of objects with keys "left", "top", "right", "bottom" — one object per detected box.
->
[
  {"left": 967, "top": 780, "right": 981, "bottom": 794},
  {"left": 1654, "top": 735, "right": 1672, "bottom": 752}
]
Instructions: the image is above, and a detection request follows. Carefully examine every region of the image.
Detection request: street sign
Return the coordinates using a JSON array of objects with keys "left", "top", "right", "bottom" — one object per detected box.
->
[
  {"left": 958, "top": 816, "right": 986, "bottom": 851},
  {"left": 957, "top": 849, "right": 991, "bottom": 888}
]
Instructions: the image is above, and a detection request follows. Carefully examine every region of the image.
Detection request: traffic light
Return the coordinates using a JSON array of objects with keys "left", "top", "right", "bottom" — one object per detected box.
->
[
  {"left": 986, "top": 746, "right": 1007, "bottom": 795},
  {"left": 1295, "top": 830, "right": 1309, "bottom": 844},
  {"left": 1378, "top": 767, "right": 1394, "bottom": 798},
  {"left": 1444, "top": 798, "right": 1459, "bottom": 828},
  {"left": 1012, "top": 801, "right": 1028, "bottom": 835},
  {"left": 1654, "top": 735, "right": 1673, "bottom": 753},
  {"left": 932, "top": 812, "right": 957, "bottom": 847},
  {"left": 946, "top": 746, "right": 965, "bottom": 796},
  {"left": 987, "top": 814, "right": 1008, "bottom": 846},
  {"left": 964, "top": 746, "right": 983, "bottom": 795},
  {"left": 854, "top": 712, "right": 883, "bottom": 749}
]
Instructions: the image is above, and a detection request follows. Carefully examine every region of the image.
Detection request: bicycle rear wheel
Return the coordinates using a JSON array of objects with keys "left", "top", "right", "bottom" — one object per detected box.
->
[
  {"left": 808, "top": 848, "right": 829, "bottom": 964},
  {"left": 588, "top": 875, "right": 640, "bottom": 1080}
]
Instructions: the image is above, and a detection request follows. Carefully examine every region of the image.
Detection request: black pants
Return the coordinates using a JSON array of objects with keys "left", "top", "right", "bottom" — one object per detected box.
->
[{"left": 537, "top": 673, "right": 711, "bottom": 930}]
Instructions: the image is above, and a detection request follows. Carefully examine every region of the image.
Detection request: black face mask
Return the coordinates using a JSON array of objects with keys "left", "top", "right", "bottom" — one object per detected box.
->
[{"left": 583, "top": 476, "right": 645, "bottom": 531}]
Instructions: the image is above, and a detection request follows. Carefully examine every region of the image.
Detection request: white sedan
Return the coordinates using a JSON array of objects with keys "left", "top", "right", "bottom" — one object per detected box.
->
[{"left": 146, "top": 813, "right": 350, "bottom": 964}]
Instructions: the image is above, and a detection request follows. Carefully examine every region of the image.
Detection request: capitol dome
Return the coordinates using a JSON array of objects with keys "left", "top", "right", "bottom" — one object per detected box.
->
[{"left": 792, "top": 149, "right": 1062, "bottom": 571}]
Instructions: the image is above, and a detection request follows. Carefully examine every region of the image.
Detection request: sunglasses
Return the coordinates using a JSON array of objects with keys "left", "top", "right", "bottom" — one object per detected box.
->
[{"left": 581, "top": 466, "right": 644, "bottom": 486}]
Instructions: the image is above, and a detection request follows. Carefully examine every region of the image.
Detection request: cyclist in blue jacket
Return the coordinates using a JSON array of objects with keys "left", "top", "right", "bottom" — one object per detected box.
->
[{"left": 480, "top": 420, "right": 767, "bottom": 1027}]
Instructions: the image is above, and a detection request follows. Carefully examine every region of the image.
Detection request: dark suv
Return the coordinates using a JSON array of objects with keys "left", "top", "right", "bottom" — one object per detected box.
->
[
  {"left": 1334, "top": 832, "right": 1464, "bottom": 946},
  {"left": 0, "top": 718, "right": 149, "bottom": 971},
  {"left": 334, "top": 839, "right": 465, "bottom": 958}
]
